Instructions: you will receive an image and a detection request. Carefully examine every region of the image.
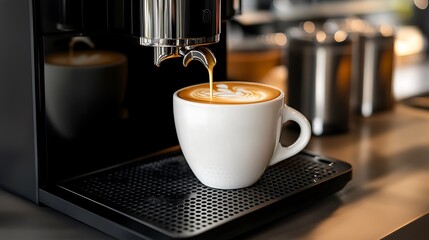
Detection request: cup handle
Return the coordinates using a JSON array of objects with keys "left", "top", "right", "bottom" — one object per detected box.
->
[{"left": 269, "top": 105, "right": 311, "bottom": 166}]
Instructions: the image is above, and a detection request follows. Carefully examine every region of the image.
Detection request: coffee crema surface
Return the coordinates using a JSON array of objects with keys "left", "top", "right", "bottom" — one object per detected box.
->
[
  {"left": 178, "top": 81, "right": 281, "bottom": 104},
  {"left": 45, "top": 50, "right": 126, "bottom": 66}
]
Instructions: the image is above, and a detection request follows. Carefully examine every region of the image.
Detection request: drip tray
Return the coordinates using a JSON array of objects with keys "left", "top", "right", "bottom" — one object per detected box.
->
[{"left": 50, "top": 148, "right": 352, "bottom": 240}]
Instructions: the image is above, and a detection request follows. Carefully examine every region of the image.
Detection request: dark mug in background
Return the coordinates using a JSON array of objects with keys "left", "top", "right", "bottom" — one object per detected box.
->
[{"left": 44, "top": 49, "right": 127, "bottom": 139}]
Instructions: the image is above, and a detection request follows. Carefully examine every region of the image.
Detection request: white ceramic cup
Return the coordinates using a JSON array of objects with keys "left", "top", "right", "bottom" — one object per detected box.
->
[
  {"left": 44, "top": 50, "right": 127, "bottom": 139},
  {"left": 173, "top": 81, "right": 311, "bottom": 189}
]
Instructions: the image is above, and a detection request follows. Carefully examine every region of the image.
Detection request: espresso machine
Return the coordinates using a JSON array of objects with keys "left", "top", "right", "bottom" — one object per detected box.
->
[{"left": 0, "top": 0, "right": 352, "bottom": 239}]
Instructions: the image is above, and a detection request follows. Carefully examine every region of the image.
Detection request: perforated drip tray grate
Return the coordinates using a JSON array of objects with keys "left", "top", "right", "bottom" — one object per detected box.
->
[{"left": 57, "top": 149, "right": 352, "bottom": 240}]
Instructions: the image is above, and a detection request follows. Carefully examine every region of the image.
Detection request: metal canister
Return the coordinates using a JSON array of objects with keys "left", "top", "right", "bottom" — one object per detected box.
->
[
  {"left": 286, "top": 23, "right": 353, "bottom": 136},
  {"left": 349, "top": 22, "right": 396, "bottom": 117}
]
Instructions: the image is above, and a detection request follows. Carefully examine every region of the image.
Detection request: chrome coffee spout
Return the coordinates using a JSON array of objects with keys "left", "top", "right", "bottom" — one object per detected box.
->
[
  {"left": 182, "top": 47, "right": 216, "bottom": 70},
  {"left": 148, "top": 45, "right": 217, "bottom": 70},
  {"left": 139, "top": 0, "right": 220, "bottom": 68}
]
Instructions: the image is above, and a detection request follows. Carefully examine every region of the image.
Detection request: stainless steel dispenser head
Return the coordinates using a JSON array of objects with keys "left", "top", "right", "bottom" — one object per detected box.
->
[{"left": 139, "top": 0, "right": 220, "bottom": 69}]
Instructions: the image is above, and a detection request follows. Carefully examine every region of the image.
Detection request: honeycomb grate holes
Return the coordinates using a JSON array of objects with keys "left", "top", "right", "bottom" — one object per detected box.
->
[{"left": 62, "top": 154, "right": 338, "bottom": 236}]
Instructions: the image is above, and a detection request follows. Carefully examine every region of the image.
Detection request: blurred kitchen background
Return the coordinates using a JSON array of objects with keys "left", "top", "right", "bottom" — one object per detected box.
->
[{"left": 226, "top": 0, "right": 429, "bottom": 135}]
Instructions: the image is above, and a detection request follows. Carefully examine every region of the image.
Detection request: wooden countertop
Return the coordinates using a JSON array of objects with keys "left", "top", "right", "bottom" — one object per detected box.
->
[
  {"left": 239, "top": 58, "right": 429, "bottom": 239},
  {"left": 243, "top": 102, "right": 429, "bottom": 240}
]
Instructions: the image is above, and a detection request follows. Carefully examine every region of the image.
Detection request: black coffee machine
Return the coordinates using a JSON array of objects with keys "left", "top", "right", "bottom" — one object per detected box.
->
[
  {"left": 0, "top": 0, "right": 352, "bottom": 239},
  {"left": 2, "top": 0, "right": 230, "bottom": 199}
]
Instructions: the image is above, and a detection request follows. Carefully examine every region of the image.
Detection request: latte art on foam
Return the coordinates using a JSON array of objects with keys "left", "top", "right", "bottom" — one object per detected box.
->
[
  {"left": 178, "top": 82, "right": 281, "bottom": 104},
  {"left": 192, "top": 84, "right": 268, "bottom": 102}
]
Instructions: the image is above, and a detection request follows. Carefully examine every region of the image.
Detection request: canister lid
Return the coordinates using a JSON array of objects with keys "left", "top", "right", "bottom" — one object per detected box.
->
[
  {"left": 287, "top": 20, "right": 351, "bottom": 46},
  {"left": 334, "top": 17, "right": 396, "bottom": 39}
]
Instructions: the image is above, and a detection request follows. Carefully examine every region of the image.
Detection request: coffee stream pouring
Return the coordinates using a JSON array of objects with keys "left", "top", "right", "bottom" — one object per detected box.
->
[{"left": 139, "top": 0, "right": 220, "bottom": 70}]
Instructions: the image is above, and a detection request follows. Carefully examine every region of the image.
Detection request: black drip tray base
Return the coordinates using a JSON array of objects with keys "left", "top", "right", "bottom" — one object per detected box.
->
[{"left": 52, "top": 148, "right": 352, "bottom": 240}]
